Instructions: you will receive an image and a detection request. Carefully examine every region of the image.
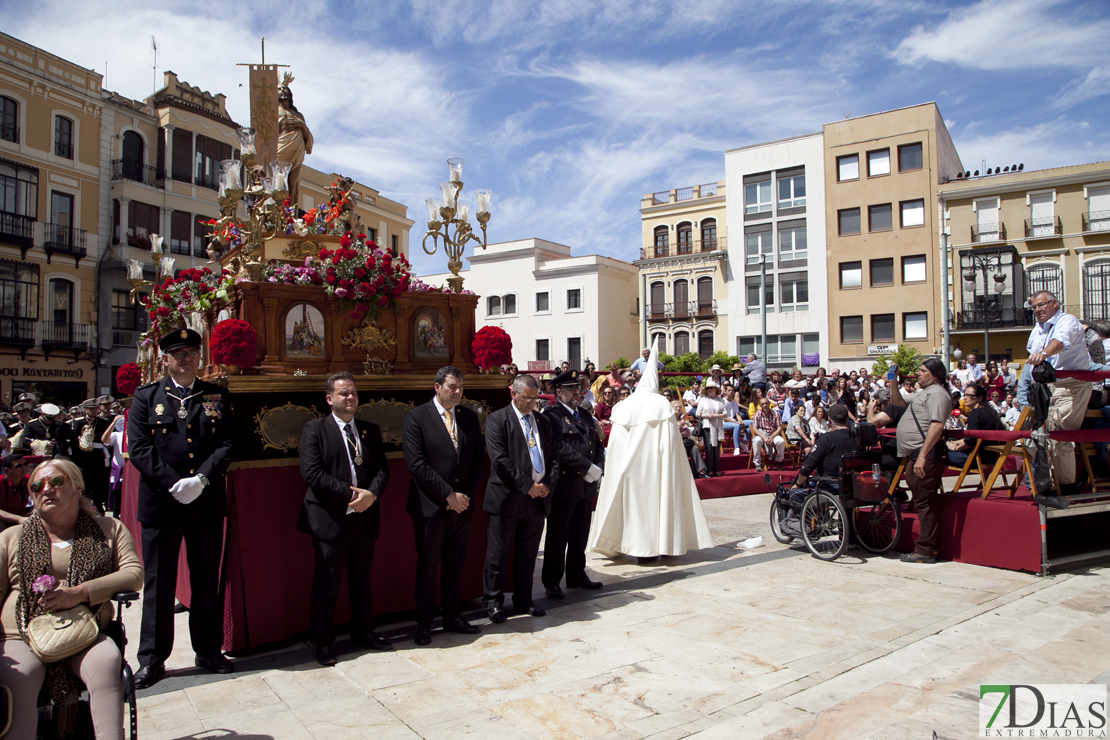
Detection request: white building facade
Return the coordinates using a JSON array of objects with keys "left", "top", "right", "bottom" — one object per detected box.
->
[
  {"left": 724, "top": 132, "right": 829, "bottom": 371},
  {"left": 424, "top": 238, "right": 640, "bottom": 369}
]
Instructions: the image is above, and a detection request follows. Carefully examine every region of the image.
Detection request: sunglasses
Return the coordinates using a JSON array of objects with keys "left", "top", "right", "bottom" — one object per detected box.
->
[{"left": 29, "top": 474, "right": 68, "bottom": 494}]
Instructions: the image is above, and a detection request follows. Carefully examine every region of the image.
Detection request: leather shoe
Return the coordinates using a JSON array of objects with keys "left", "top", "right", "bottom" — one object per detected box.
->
[
  {"left": 195, "top": 653, "right": 234, "bottom": 674},
  {"left": 568, "top": 577, "right": 602, "bottom": 590},
  {"left": 442, "top": 616, "right": 480, "bottom": 635},
  {"left": 315, "top": 646, "right": 337, "bottom": 666},
  {"left": 133, "top": 662, "right": 165, "bottom": 690},
  {"left": 545, "top": 586, "right": 566, "bottom": 600},
  {"left": 351, "top": 632, "right": 392, "bottom": 651},
  {"left": 516, "top": 604, "right": 546, "bottom": 617},
  {"left": 414, "top": 623, "right": 432, "bottom": 646},
  {"left": 487, "top": 603, "right": 507, "bottom": 624}
]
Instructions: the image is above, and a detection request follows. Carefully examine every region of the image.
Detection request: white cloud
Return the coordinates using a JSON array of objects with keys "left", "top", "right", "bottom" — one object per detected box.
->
[
  {"left": 953, "top": 118, "right": 1109, "bottom": 174},
  {"left": 895, "top": 0, "right": 1110, "bottom": 71},
  {"left": 1052, "top": 67, "right": 1110, "bottom": 111}
]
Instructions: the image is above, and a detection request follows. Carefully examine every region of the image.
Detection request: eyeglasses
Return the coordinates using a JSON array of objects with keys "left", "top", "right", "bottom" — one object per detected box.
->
[
  {"left": 1030, "top": 300, "right": 1056, "bottom": 310},
  {"left": 168, "top": 348, "right": 201, "bottom": 360},
  {"left": 29, "top": 474, "right": 67, "bottom": 494}
]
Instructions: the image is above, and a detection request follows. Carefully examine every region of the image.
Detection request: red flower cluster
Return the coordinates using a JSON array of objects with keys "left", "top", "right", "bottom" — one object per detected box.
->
[
  {"left": 115, "top": 363, "right": 141, "bottom": 396},
  {"left": 472, "top": 326, "right": 512, "bottom": 370},
  {"left": 145, "top": 267, "right": 233, "bottom": 335},
  {"left": 308, "top": 233, "right": 413, "bottom": 320},
  {"left": 210, "top": 319, "right": 257, "bottom": 368}
]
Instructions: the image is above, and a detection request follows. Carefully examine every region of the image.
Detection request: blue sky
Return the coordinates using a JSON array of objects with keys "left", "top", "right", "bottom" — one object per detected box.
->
[{"left": 4, "top": 0, "right": 1109, "bottom": 277}]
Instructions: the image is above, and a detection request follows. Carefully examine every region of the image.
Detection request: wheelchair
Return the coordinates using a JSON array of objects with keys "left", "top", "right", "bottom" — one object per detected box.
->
[
  {"left": 767, "top": 448, "right": 903, "bottom": 562},
  {"left": 36, "top": 590, "right": 140, "bottom": 740}
]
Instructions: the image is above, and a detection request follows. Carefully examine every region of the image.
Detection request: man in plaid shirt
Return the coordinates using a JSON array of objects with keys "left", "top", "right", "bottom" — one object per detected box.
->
[{"left": 751, "top": 398, "right": 785, "bottom": 471}]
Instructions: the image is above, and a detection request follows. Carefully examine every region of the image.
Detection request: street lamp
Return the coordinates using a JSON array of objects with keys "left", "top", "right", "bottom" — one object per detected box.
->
[
  {"left": 961, "top": 251, "right": 1011, "bottom": 362},
  {"left": 421, "top": 158, "right": 492, "bottom": 294}
]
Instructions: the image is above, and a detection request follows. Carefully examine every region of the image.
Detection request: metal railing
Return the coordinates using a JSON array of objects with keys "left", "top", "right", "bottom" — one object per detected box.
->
[
  {"left": 43, "top": 224, "right": 87, "bottom": 258},
  {"left": 652, "top": 191, "right": 669, "bottom": 205},
  {"left": 641, "top": 236, "right": 726, "bottom": 260},
  {"left": 649, "top": 182, "right": 723, "bottom": 206},
  {"left": 0, "top": 316, "right": 35, "bottom": 347},
  {"left": 0, "top": 211, "right": 35, "bottom": 247},
  {"left": 700, "top": 182, "right": 718, "bottom": 197},
  {"left": 695, "top": 299, "right": 717, "bottom": 318},
  {"left": 1025, "top": 216, "right": 1062, "bottom": 238},
  {"left": 953, "top": 306, "right": 1034, "bottom": 330},
  {"left": 111, "top": 159, "right": 165, "bottom": 188},
  {"left": 168, "top": 240, "right": 191, "bottom": 256},
  {"left": 39, "top": 321, "right": 96, "bottom": 352},
  {"left": 676, "top": 187, "right": 694, "bottom": 202},
  {"left": 971, "top": 222, "right": 1005, "bottom": 243},
  {"left": 646, "top": 301, "right": 717, "bottom": 320},
  {"left": 1, "top": 122, "right": 17, "bottom": 144},
  {"left": 1082, "top": 210, "right": 1110, "bottom": 233},
  {"left": 54, "top": 141, "right": 72, "bottom": 159},
  {"left": 647, "top": 303, "right": 670, "bottom": 320},
  {"left": 195, "top": 173, "right": 220, "bottom": 191}
]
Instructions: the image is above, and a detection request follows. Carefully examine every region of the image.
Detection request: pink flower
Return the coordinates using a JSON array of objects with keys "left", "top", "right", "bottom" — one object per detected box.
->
[{"left": 31, "top": 575, "right": 57, "bottom": 595}]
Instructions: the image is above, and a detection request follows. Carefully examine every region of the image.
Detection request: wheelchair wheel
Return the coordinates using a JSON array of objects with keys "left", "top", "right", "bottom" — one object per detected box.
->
[
  {"left": 122, "top": 662, "right": 138, "bottom": 740},
  {"left": 854, "top": 498, "right": 903, "bottom": 554},
  {"left": 800, "top": 491, "right": 847, "bottom": 561},
  {"left": 769, "top": 496, "right": 794, "bottom": 544}
]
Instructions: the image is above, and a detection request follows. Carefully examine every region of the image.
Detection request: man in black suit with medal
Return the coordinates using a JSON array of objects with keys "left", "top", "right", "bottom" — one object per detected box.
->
[
  {"left": 71, "top": 398, "right": 111, "bottom": 513},
  {"left": 128, "top": 328, "right": 235, "bottom": 689},
  {"left": 403, "top": 366, "right": 486, "bottom": 645},
  {"left": 482, "top": 373, "right": 558, "bottom": 623},
  {"left": 297, "top": 371, "right": 391, "bottom": 666},
  {"left": 542, "top": 370, "right": 604, "bottom": 600},
  {"left": 21, "top": 402, "right": 72, "bottom": 458}
]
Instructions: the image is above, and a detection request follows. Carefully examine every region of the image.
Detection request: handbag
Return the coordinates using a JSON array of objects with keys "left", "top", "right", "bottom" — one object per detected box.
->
[{"left": 25, "top": 605, "right": 99, "bottom": 663}]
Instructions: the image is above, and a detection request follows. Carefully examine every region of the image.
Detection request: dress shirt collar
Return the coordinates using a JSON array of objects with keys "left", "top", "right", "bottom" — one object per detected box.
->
[
  {"left": 331, "top": 413, "right": 356, "bottom": 433},
  {"left": 433, "top": 396, "right": 454, "bottom": 419},
  {"left": 560, "top": 401, "right": 579, "bottom": 418},
  {"left": 170, "top": 377, "right": 193, "bottom": 395}
]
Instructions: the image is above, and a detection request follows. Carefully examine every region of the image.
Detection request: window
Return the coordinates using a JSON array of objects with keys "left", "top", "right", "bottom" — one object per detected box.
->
[
  {"left": 767, "top": 334, "right": 797, "bottom": 365},
  {"left": 975, "top": 197, "right": 1001, "bottom": 242},
  {"left": 839, "top": 261, "right": 862, "bottom": 289},
  {"left": 54, "top": 116, "right": 73, "bottom": 158},
  {"left": 0, "top": 260, "right": 39, "bottom": 320},
  {"left": 112, "top": 290, "right": 143, "bottom": 331},
  {"left": 391, "top": 235, "right": 399, "bottom": 254},
  {"left": 535, "top": 291, "right": 549, "bottom": 313},
  {"left": 837, "top": 154, "right": 859, "bottom": 181},
  {"left": 0, "top": 96, "right": 17, "bottom": 143},
  {"left": 194, "top": 215, "right": 213, "bottom": 257},
  {"left": 903, "top": 312, "right": 928, "bottom": 339},
  {"left": 652, "top": 334, "right": 666, "bottom": 354},
  {"left": 1083, "top": 259, "right": 1110, "bottom": 321},
  {"left": 898, "top": 143, "right": 923, "bottom": 172},
  {"left": 171, "top": 129, "right": 192, "bottom": 183},
  {"left": 838, "top": 207, "right": 860, "bottom": 235},
  {"left": 648, "top": 282, "right": 665, "bottom": 318},
  {"left": 0, "top": 162, "right": 38, "bottom": 218},
  {"left": 674, "top": 331, "right": 690, "bottom": 355},
  {"left": 567, "top": 288, "right": 582, "bottom": 310},
  {"left": 745, "top": 227, "right": 772, "bottom": 265},
  {"left": 367, "top": 228, "right": 377, "bottom": 244},
  {"left": 841, "top": 316, "right": 863, "bottom": 344},
  {"left": 802, "top": 334, "right": 819, "bottom": 365},
  {"left": 871, "top": 314, "right": 895, "bottom": 342},
  {"left": 900, "top": 199, "right": 924, "bottom": 228},
  {"left": 902, "top": 255, "right": 927, "bottom": 283},
  {"left": 567, "top": 338, "right": 582, "bottom": 369},
  {"left": 503, "top": 294, "right": 517, "bottom": 315},
  {"left": 1029, "top": 192, "right": 1055, "bottom": 237},
  {"left": 487, "top": 296, "right": 501, "bottom": 316},
  {"left": 745, "top": 178, "right": 772, "bottom": 214},
  {"left": 1088, "top": 186, "right": 1110, "bottom": 231},
  {"left": 868, "top": 203, "right": 892, "bottom": 232},
  {"left": 194, "top": 135, "right": 231, "bottom": 190},
  {"left": 698, "top": 330, "right": 714, "bottom": 360},
  {"left": 127, "top": 200, "right": 159, "bottom": 245},
  {"left": 50, "top": 191, "right": 73, "bottom": 230},
  {"left": 535, "top": 339, "right": 549, "bottom": 362},
  {"left": 867, "top": 149, "right": 890, "bottom": 177},
  {"left": 778, "top": 221, "right": 807, "bottom": 263},
  {"left": 676, "top": 222, "right": 693, "bottom": 254},
  {"left": 1027, "top": 264, "right": 1062, "bottom": 298},
  {"left": 672, "top": 280, "right": 689, "bottom": 318},
  {"left": 779, "top": 278, "right": 808, "bottom": 312},
  {"left": 746, "top": 281, "right": 774, "bottom": 315},
  {"left": 49, "top": 278, "right": 72, "bottom": 325},
  {"left": 700, "top": 218, "right": 718, "bottom": 250},
  {"left": 696, "top": 277, "right": 713, "bottom": 314},
  {"left": 170, "top": 210, "right": 192, "bottom": 255},
  {"left": 653, "top": 225, "right": 669, "bottom": 257},
  {"left": 777, "top": 170, "right": 805, "bottom": 208},
  {"left": 870, "top": 258, "right": 894, "bottom": 286}
]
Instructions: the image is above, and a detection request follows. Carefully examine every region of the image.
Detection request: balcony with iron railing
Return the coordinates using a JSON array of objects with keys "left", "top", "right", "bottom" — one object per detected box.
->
[
  {"left": 43, "top": 224, "right": 87, "bottom": 265},
  {"left": 648, "top": 181, "right": 723, "bottom": 206},
  {"left": 695, "top": 299, "right": 717, "bottom": 318},
  {"left": 54, "top": 141, "right": 72, "bottom": 159},
  {"left": 641, "top": 236, "right": 727, "bottom": 260},
  {"left": 168, "top": 239, "right": 191, "bottom": 256},
  {"left": 0, "top": 211, "right": 35, "bottom": 249},
  {"left": 39, "top": 321, "right": 97, "bottom": 354},
  {"left": 646, "top": 300, "right": 717, "bottom": 321},
  {"left": 1082, "top": 210, "right": 1110, "bottom": 233},
  {"left": 195, "top": 173, "right": 220, "bottom": 191},
  {"left": 952, "top": 305, "right": 1034, "bottom": 331},
  {"left": 0, "top": 122, "right": 17, "bottom": 144},
  {"left": 971, "top": 222, "right": 1005, "bottom": 243},
  {"left": 1025, "top": 216, "right": 1062, "bottom": 239},
  {"left": 0, "top": 316, "right": 36, "bottom": 348},
  {"left": 111, "top": 159, "right": 165, "bottom": 188}
]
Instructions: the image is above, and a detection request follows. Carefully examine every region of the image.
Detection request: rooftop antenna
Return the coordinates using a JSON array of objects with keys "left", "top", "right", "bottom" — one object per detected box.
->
[{"left": 151, "top": 36, "right": 158, "bottom": 95}]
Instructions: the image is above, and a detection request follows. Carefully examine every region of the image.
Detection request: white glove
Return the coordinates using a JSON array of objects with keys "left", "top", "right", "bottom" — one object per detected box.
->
[
  {"left": 169, "top": 476, "right": 205, "bottom": 505},
  {"left": 584, "top": 464, "right": 603, "bottom": 483}
]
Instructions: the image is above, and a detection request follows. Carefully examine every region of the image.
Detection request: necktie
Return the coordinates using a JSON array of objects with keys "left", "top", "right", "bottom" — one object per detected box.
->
[
  {"left": 344, "top": 423, "right": 357, "bottom": 454},
  {"left": 344, "top": 423, "right": 365, "bottom": 485},
  {"left": 443, "top": 411, "right": 458, "bottom": 449},
  {"left": 522, "top": 415, "right": 543, "bottom": 474}
]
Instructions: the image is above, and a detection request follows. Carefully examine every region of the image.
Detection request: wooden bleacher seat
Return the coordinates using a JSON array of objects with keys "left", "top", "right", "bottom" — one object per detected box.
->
[
  {"left": 977, "top": 406, "right": 1045, "bottom": 498},
  {"left": 1080, "top": 409, "right": 1110, "bottom": 494}
]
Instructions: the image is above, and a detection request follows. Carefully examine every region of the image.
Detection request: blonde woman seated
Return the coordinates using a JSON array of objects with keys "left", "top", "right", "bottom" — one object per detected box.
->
[{"left": 0, "top": 459, "right": 143, "bottom": 739}]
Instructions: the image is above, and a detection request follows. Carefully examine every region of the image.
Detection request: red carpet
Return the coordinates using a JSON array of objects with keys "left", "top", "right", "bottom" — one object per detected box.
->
[{"left": 695, "top": 451, "right": 800, "bottom": 500}]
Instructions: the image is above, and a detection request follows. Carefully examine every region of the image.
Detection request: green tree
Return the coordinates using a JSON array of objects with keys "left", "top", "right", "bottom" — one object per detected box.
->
[
  {"left": 870, "top": 344, "right": 925, "bottom": 380},
  {"left": 608, "top": 356, "right": 631, "bottom": 370},
  {"left": 703, "top": 350, "right": 742, "bottom": 372},
  {"left": 660, "top": 352, "right": 705, "bottom": 388}
]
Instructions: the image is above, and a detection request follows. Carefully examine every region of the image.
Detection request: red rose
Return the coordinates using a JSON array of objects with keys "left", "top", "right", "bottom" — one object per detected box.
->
[
  {"left": 377, "top": 294, "right": 388, "bottom": 306},
  {"left": 365, "top": 258, "right": 375, "bottom": 270},
  {"left": 353, "top": 268, "right": 365, "bottom": 279},
  {"left": 326, "top": 275, "right": 337, "bottom": 286},
  {"left": 340, "top": 235, "right": 351, "bottom": 248}
]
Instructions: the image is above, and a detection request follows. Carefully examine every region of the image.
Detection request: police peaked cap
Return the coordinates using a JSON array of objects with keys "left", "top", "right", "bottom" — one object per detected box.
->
[
  {"left": 159, "top": 328, "right": 203, "bottom": 353},
  {"left": 552, "top": 370, "right": 580, "bottom": 387}
]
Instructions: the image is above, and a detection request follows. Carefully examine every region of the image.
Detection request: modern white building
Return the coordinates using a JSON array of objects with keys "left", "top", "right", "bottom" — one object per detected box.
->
[
  {"left": 724, "top": 132, "right": 829, "bottom": 371},
  {"left": 422, "top": 238, "right": 640, "bottom": 369}
]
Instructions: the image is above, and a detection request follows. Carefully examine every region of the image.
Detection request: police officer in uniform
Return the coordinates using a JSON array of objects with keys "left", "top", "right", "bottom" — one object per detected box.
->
[
  {"left": 542, "top": 369, "right": 605, "bottom": 599},
  {"left": 6, "top": 402, "right": 32, "bottom": 446},
  {"left": 128, "top": 328, "right": 235, "bottom": 689},
  {"left": 72, "top": 399, "right": 111, "bottom": 512},
  {"left": 22, "top": 403, "right": 72, "bottom": 458}
]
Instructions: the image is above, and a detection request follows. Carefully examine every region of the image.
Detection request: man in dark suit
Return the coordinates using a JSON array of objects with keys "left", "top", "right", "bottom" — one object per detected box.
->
[
  {"left": 297, "top": 371, "right": 391, "bottom": 666},
  {"left": 71, "top": 398, "right": 111, "bottom": 512},
  {"left": 482, "top": 373, "right": 558, "bottom": 623},
  {"left": 403, "top": 366, "right": 486, "bottom": 645},
  {"left": 21, "top": 403, "right": 72, "bottom": 458},
  {"left": 542, "top": 370, "right": 604, "bottom": 600},
  {"left": 128, "top": 328, "right": 235, "bottom": 689}
]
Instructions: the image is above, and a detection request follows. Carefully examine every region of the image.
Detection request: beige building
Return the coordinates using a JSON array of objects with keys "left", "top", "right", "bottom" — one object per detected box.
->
[
  {"left": 636, "top": 180, "right": 728, "bottom": 358},
  {"left": 939, "top": 160, "right": 1110, "bottom": 362},
  {"left": 823, "top": 103, "right": 963, "bottom": 369}
]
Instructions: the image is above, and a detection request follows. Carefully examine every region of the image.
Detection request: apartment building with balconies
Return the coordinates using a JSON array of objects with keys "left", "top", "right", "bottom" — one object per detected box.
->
[
  {"left": 635, "top": 181, "right": 728, "bottom": 359},
  {"left": 823, "top": 103, "right": 963, "bottom": 371},
  {"left": 724, "top": 132, "right": 827, "bottom": 371},
  {"left": 939, "top": 159, "right": 1110, "bottom": 362}
]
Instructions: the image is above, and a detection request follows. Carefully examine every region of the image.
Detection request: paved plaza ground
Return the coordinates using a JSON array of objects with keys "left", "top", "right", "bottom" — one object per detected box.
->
[{"left": 128, "top": 492, "right": 1110, "bottom": 739}]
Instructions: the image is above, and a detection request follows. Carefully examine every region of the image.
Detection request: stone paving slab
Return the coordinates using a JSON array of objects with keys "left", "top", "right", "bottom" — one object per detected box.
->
[{"left": 121, "top": 493, "right": 1109, "bottom": 739}]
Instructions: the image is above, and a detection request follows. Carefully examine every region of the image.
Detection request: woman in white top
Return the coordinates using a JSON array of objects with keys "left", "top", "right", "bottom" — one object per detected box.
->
[
  {"left": 808, "top": 405, "right": 829, "bottom": 440},
  {"left": 721, "top": 390, "right": 744, "bottom": 456},
  {"left": 100, "top": 414, "right": 126, "bottom": 517},
  {"left": 696, "top": 382, "right": 726, "bottom": 477}
]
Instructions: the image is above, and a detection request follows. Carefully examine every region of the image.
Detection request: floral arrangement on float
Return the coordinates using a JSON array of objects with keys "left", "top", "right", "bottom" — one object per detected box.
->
[
  {"left": 115, "top": 363, "right": 141, "bottom": 396},
  {"left": 142, "top": 267, "right": 236, "bottom": 336},
  {"left": 472, "top": 326, "right": 512, "bottom": 371},
  {"left": 209, "top": 319, "right": 258, "bottom": 373}
]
